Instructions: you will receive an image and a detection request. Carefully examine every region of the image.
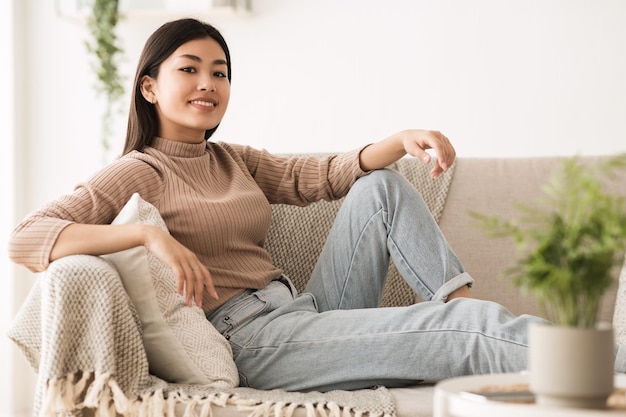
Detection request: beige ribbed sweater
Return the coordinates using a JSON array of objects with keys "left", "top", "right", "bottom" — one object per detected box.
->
[{"left": 9, "top": 137, "right": 367, "bottom": 311}]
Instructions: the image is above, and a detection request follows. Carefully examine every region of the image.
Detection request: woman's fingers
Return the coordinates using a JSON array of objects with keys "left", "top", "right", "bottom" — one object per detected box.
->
[
  {"left": 403, "top": 130, "right": 456, "bottom": 178},
  {"left": 180, "top": 263, "right": 217, "bottom": 307}
]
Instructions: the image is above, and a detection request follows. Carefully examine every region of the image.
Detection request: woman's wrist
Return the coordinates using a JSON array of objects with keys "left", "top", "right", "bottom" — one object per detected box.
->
[{"left": 359, "top": 133, "right": 407, "bottom": 171}]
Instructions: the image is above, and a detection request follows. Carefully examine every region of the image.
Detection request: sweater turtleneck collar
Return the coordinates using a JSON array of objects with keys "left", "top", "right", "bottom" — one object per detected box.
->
[{"left": 150, "top": 137, "right": 208, "bottom": 158}]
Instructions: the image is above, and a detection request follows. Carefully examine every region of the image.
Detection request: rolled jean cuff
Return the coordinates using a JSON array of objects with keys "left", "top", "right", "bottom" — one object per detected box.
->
[{"left": 431, "top": 272, "right": 474, "bottom": 302}]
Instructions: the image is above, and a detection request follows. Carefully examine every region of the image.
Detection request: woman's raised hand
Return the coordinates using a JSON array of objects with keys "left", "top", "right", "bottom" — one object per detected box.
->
[
  {"left": 400, "top": 129, "right": 456, "bottom": 178},
  {"left": 359, "top": 129, "right": 456, "bottom": 178}
]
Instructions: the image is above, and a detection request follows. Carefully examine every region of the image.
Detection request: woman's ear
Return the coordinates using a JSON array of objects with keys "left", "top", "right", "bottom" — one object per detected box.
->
[{"left": 140, "top": 75, "right": 157, "bottom": 104}]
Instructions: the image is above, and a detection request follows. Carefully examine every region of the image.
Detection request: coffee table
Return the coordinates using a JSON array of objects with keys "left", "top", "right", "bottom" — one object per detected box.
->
[{"left": 433, "top": 373, "right": 626, "bottom": 417}]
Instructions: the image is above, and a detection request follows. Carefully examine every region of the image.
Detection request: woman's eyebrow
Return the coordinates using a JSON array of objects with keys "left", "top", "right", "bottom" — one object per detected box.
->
[{"left": 177, "top": 54, "right": 227, "bottom": 66}]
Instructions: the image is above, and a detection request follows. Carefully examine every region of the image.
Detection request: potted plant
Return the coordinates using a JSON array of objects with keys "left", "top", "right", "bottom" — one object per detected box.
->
[
  {"left": 472, "top": 153, "right": 626, "bottom": 409},
  {"left": 85, "top": 0, "right": 125, "bottom": 155}
]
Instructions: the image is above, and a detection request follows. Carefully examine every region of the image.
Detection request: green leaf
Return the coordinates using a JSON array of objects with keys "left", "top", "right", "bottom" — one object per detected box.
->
[{"left": 85, "top": 0, "right": 124, "bottom": 152}]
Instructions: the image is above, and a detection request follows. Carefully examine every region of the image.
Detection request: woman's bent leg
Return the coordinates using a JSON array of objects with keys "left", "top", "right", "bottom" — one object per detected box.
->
[{"left": 306, "top": 169, "right": 472, "bottom": 311}]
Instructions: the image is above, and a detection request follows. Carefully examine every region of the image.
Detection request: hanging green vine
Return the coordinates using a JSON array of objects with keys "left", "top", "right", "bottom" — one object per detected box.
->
[{"left": 85, "top": 0, "right": 125, "bottom": 153}]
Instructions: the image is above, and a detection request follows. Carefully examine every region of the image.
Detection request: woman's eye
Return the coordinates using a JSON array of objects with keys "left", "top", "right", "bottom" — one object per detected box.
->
[
  {"left": 214, "top": 71, "right": 227, "bottom": 78},
  {"left": 181, "top": 67, "right": 196, "bottom": 73}
]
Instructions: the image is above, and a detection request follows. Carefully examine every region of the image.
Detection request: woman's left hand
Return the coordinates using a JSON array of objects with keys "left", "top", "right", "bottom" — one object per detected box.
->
[
  {"left": 400, "top": 129, "right": 456, "bottom": 178},
  {"left": 359, "top": 129, "right": 456, "bottom": 178}
]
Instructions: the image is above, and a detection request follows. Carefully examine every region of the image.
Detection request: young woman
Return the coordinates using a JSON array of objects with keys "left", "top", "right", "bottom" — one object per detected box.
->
[{"left": 12, "top": 18, "right": 619, "bottom": 392}]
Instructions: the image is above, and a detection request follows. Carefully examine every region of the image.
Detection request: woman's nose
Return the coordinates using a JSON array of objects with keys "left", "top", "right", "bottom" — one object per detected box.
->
[{"left": 199, "top": 78, "right": 216, "bottom": 92}]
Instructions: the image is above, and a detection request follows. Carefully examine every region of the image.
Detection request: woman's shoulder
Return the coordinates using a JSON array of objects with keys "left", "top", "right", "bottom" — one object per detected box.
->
[
  {"left": 117, "top": 150, "right": 166, "bottom": 174},
  {"left": 212, "top": 141, "right": 284, "bottom": 166},
  {"left": 81, "top": 152, "right": 166, "bottom": 190},
  {"left": 210, "top": 140, "right": 246, "bottom": 156},
  {"left": 80, "top": 152, "right": 163, "bottom": 192},
  {"left": 209, "top": 141, "right": 257, "bottom": 168}
]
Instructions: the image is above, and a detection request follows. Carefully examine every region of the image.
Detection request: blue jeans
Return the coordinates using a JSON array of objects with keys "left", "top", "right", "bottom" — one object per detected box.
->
[{"left": 205, "top": 170, "right": 588, "bottom": 391}]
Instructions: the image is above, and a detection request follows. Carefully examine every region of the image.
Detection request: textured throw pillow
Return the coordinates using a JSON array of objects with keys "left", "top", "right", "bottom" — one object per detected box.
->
[
  {"left": 614, "top": 254, "right": 626, "bottom": 346},
  {"left": 102, "top": 193, "right": 238, "bottom": 387}
]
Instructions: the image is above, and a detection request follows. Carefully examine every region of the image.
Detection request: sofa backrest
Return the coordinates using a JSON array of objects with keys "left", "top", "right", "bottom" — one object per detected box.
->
[{"left": 439, "top": 156, "right": 626, "bottom": 322}]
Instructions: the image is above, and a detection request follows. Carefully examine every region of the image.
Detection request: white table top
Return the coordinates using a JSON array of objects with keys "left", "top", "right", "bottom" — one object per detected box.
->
[{"left": 433, "top": 373, "right": 626, "bottom": 417}]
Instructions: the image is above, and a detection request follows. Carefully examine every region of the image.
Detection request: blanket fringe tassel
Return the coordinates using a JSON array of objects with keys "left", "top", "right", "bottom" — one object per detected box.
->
[{"left": 39, "top": 371, "right": 392, "bottom": 417}]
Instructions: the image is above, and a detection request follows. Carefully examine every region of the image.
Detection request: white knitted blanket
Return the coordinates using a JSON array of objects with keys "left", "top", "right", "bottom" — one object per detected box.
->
[
  {"left": 9, "top": 256, "right": 397, "bottom": 417},
  {"left": 8, "top": 158, "right": 455, "bottom": 417}
]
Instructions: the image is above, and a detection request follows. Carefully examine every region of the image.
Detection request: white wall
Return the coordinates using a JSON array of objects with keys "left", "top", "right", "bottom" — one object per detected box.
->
[
  {"left": 2, "top": 1, "right": 37, "bottom": 416},
  {"left": 7, "top": 0, "right": 626, "bottom": 415},
  {"left": 19, "top": 0, "right": 626, "bottom": 200},
  {"left": 21, "top": 0, "right": 626, "bottom": 205},
  {"left": 115, "top": 0, "right": 626, "bottom": 158},
  {"left": 213, "top": 0, "right": 626, "bottom": 157},
  {"left": 1, "top": 0, "right": 17, "bottom": 415}
]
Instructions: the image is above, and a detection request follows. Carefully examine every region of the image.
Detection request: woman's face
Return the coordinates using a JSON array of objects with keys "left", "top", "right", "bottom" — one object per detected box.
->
[{"left": 141, "top": 37, "right": 230, "bottom": 143}]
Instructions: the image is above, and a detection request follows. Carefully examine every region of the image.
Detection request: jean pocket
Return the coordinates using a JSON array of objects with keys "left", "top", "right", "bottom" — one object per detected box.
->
[{"left": 221, "top": 292, "right": 270, "bottom": 351}]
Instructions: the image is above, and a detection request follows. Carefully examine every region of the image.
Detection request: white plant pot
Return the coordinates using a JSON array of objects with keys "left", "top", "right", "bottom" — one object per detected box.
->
[{"left": 528, "top": 322, "right": 614, "bottom": 409}]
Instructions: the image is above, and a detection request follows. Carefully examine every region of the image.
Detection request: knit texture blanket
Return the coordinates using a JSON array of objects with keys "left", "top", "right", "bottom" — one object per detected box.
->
[{"left": 8, "top": 158, "right": 455, "bottom": 417}]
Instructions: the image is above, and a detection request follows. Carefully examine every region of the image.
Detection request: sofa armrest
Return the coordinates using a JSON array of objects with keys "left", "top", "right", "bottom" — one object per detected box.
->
[{"left": 8, "top": 255, "right": 139, "bottom": 372}]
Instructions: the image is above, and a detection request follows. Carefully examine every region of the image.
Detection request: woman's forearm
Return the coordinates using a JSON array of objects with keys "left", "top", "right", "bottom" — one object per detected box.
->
[
  {"left": 50, "top": 223, "right": 152, "bottom": 261},
  {"left": 359, "top": 134, "right": 407, "bottom": 171},
  {"left": 50, "top": 222, "right": 217, "bottom": 307}
]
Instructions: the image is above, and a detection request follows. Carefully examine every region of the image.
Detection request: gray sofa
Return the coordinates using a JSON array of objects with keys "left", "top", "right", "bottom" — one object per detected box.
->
[{"left": 9, "top": 155, "right": 626, "bottom": 417}]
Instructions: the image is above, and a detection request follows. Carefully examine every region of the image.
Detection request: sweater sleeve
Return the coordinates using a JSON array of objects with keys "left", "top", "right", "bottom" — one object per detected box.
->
[
  {"left": 220, "top": 143, "right": 371, "bottom": 206},
  {"left": 8, "top": 156, "right": 164, "bottom": 273}
]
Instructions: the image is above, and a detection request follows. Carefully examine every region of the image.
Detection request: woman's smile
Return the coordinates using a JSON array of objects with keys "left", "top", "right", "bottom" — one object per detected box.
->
[{"left": 189, "top": 98, "right": 217, "bottom": 110}]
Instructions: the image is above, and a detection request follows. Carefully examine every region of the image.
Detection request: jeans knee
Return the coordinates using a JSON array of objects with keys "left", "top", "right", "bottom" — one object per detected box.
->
[
  {"left": 352, "top": 169, "right": 412, "bottom": 195},
  {"left": 351, "top": 169, "right": 427, "bottom": 214}
]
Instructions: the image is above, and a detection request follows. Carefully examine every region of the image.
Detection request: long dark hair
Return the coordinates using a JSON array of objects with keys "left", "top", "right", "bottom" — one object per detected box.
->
[{"left": 123, "top": 18, "right": 231, "bottom": 155}]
